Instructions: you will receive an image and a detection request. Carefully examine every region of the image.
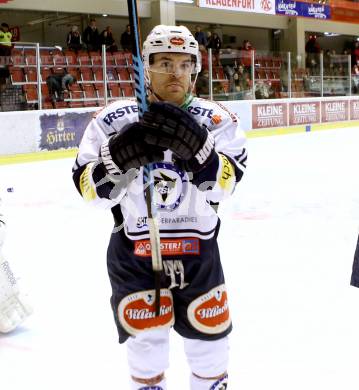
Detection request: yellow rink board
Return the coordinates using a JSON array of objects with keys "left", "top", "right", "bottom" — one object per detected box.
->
[
  {"left": 0, "top": 149, "right": 78, "bottom": 165},
  {"left": 0, "top": 120, "right": 358, "bottom": 165},
  {"left": 247, "top": 120, "right": 359, "bottom": 138}
]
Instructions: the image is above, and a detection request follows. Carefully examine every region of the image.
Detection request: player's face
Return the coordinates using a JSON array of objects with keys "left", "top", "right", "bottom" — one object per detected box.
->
[{"left": 148, "top": 53, "right": 195, "bottom": 105}]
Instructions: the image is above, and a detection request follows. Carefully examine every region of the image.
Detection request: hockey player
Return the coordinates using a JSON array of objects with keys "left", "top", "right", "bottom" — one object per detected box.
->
[
  {"left": 351, "top": 234, "right": 359, "bottom": 287},
  {"left": 73, "top": 25, "right": 247, "bottom": 390},
  {"left": 0, "top": 197, "right": 32, "bottom": 333}
]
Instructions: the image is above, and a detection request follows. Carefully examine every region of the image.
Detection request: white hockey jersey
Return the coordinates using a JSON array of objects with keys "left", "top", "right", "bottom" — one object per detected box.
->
[{"left": 73, "top": 96, "right": 247, "bottom": 241}]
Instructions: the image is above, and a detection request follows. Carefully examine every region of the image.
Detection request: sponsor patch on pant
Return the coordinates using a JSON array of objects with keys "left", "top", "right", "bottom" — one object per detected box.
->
[
  {"left": 118, "top": 289, "right": 174, "bottom": 335},
  {"left": 134, "top": 238, "right": 200, "bottom": 257},
  {"left": 187, "top": 284, "right": 231, "bottom": 334}
]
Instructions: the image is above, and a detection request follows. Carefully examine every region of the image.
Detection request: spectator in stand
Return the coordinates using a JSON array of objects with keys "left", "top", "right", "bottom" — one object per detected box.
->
[
  {"left": 220, "top": 47, "right": 236, "bottom": 93},
  {"left": 120, "top": 24, "right": 133, "bottom": 52},
  {"left": 0, "top": 22, "right": 12, "bottom": 57},
  {"left": 206, "top": 32, "right": 221, "bottom": 53},
  {"left": 241, "top": 40, "right": 253, "bottom": 51},
  {"left": 0, "top": 22, "right": 12, "bottom": 87},
  {"left": 305, "top": 35, "right": 320, "bottom": 74},
  {"left": 352, "top": 41, "right": 359, "bottom": 67},
  {"left": 46, "top": 72, "right": 77, "bottom": 103},
  {"left": 240, "top": 40, "right": 255, "bottom": 73},
  {"left": 206, "top": 32, "right": 221, "bottom": 65},
  {"left": 83, "top": 19, "right": 100, "bottom": 51},
  {"left": 334, "top": 64, "right": 345, "bottom": 77},
  {"left": 233, "top": 64, "right": 251, "bottom": 98},
  {"left": 213, "top": 82, "right": 226, "bottom": 96},
  {"left": 100, "top": 26, "right": 118, "bottom": 53},
  {"left": 67, "top": 25, "right": 83, "bottom": 52},
  {"left": 195, "top": 69, "right": 209, "bottom": 97},
  {"left": 194, "top": 25, "right": 207, "bottom": 51},
  {"left": 255, "top": 81, "right": 273, "bottom": 100},
  {"left": 352, "top": 64, "right": 359, "bottom": 94}
]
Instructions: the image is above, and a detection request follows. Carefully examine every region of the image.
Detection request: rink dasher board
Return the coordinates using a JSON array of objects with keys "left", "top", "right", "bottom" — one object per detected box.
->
[{"left": 0, "top": 98, "right": 359, "bottom": 165}]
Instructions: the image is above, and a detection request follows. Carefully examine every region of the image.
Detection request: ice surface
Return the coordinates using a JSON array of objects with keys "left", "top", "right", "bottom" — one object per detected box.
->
[{"left": 1, "top": 126, "right": 359, "bottom": 390}]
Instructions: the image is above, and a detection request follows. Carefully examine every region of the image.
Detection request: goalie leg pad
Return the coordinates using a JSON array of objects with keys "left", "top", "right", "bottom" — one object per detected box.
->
[
  {"left": 0, "top": 257, "right": 32, "bottom": 333},
  {"left": 0, "top": 294, "right": 33, "bottom": 333},
  {"left": 127, "top": 328, "right": 170, "bottom": 383}
]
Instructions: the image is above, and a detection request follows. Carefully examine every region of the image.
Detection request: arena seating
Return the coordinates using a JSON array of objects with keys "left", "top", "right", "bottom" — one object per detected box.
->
[
  {"left": 7, "top": 48, "right": 136, "bottom": 109},
  {"left": 254, "top": 55, "right": 283, "bottom": 96},
  {"left": 206, "top": 52, "right": 284, "bottom": 98},
  {"left": 6, "top": 46, "right": 317, "bottom": 108}
]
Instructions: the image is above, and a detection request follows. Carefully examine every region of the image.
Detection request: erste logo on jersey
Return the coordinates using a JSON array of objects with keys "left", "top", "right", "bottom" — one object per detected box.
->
[
  {"left": 187, "top": 284, "right": 231, "bottom": 334},
  {"left": 144, "top": 162, "right": 188, "bottom": 211},
  {"left": 118, "top": 289, "right": 174, "bottom": 335},
  {"left": 103, "top": 105, "right": 138, "bottom": 126}
]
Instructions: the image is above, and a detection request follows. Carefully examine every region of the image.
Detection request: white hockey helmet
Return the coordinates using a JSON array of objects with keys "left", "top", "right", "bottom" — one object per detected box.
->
[{"left": 143, "top": 25, "right": 201, "bottom": 74}]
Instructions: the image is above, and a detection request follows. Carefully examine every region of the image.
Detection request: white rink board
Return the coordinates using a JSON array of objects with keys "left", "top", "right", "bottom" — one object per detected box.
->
[{"left": 0, "top": 96, "right": 359, "bottom": 157}]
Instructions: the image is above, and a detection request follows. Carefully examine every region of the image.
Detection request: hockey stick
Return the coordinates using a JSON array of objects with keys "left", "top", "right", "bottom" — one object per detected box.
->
[{"left": 126, "top": 0, "right": 163, "bottom": 316}]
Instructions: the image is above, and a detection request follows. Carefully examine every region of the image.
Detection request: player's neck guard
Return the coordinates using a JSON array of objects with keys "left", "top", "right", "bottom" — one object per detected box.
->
[{"left": 180, "top": 93, "right": 194, "bottom": 109}]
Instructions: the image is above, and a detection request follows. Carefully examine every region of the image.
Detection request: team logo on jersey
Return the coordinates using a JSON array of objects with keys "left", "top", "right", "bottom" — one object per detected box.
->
[
  {"left": 118, "top": 289, "right": 174, "bottom": 336},
  {"left": 143, "top": 162, "right": 188, "bottom": 211},
  {"left": 170, "top": 37, "right": 185, "bottom": 46},
  {"left": 210, "top": 114, "right": 222, "bottom": 126},
  {"left": 187, "top": 284, "right": 231, "bottom": 334}
]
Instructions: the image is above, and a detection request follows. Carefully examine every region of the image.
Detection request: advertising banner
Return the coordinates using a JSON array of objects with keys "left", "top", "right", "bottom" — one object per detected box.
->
[
  {"left": 302, "top": 2, "right": 331, "bottom": 19},
  {"left": 350, "top": 99, "right": 359, "bottom": 120},
  {"left": 197, "top": 0, "right": 276, "bottom": 15},
  {"left": 289, "top": 101, "right": 320, "bottom": 125},
  {"left": 252, "top": 102, "right": 287, "bottom": 129},
  {"left": 275, "top": 0, "right": 331, "bottom": 19},
  {"left": 321, "top": 100, "right": 349, "bottom": 122},
  {"left": 39, "top": 111, "right": 93, "bottom": 151}
]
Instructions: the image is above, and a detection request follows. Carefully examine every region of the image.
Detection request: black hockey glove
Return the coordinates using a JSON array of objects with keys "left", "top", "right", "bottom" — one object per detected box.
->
[
  {"left": 100, "top": 122, "right": 166, "bottom": 173},
  {"left": 142, "top": 102, "right": 216, "bottom": 173}
]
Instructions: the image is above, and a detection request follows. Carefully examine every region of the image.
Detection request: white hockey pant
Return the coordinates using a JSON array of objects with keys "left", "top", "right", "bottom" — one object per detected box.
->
[{"left": 127, "top": 328, "right": 229, "bottom": 389}]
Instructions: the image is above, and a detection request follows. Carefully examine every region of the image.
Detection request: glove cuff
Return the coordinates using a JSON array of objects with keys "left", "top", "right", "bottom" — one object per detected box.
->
[
  {"left": 100, "top": 140, "right": 123, "bottom": 175},
  {"left": 194, "top": 132, "right": 215, "bottom": 166}
]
